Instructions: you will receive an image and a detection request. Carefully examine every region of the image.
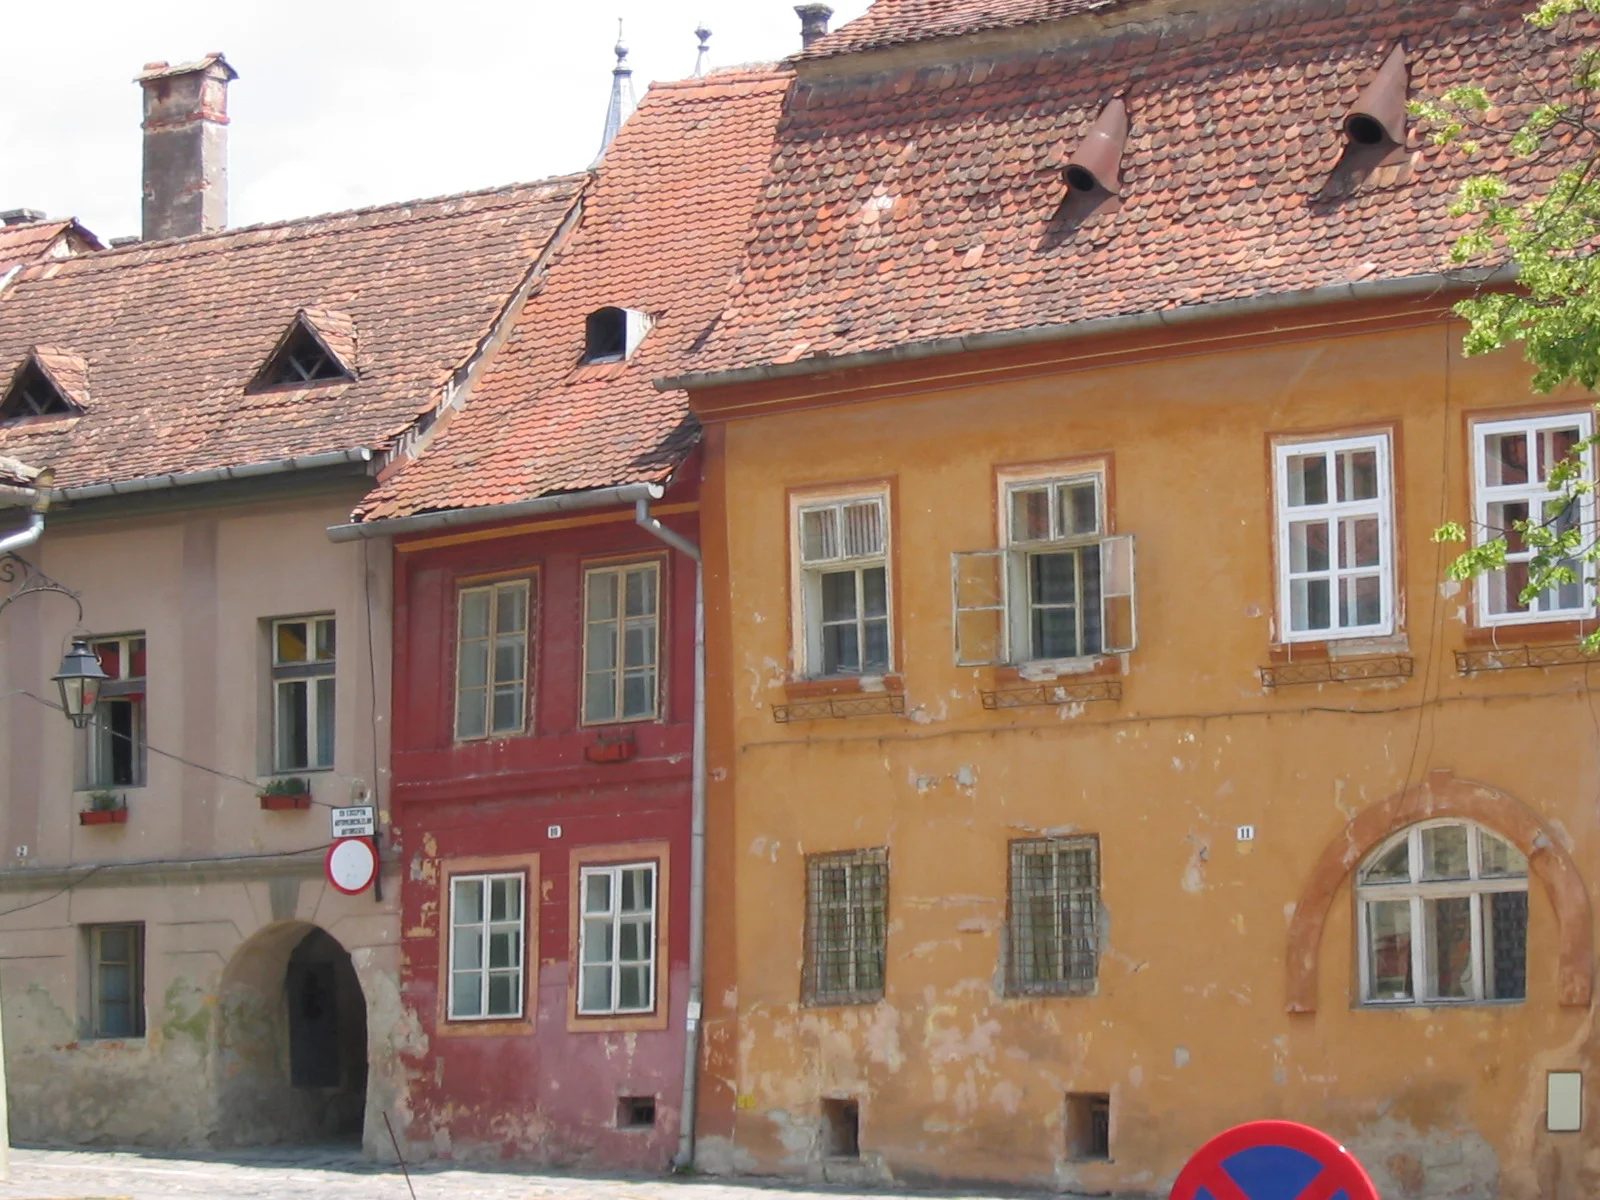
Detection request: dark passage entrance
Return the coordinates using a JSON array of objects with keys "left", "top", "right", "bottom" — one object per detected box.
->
[{"left": 286, "top": 928, "right": 368, "bottom": 1138}]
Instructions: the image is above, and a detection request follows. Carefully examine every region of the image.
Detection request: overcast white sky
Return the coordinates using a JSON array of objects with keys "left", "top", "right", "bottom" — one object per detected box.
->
[{"left": 0, "top": 0, "right": 873, "bottom": 243}]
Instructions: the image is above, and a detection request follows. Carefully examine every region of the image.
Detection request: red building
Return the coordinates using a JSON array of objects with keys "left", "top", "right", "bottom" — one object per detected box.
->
[{"left": 336, "top": 63, "right": 789, "bottom": 1166}]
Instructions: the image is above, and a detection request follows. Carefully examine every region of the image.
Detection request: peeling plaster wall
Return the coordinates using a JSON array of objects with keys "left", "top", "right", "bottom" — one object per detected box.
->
[{"left": 697, "top": 317, "right": 1600, "bottom": 1197}]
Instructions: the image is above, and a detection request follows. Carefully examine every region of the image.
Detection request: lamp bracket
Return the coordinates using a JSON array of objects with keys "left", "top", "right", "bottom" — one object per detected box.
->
[{"left": 0, "top": 553, "right": 84, "bottom": 623}]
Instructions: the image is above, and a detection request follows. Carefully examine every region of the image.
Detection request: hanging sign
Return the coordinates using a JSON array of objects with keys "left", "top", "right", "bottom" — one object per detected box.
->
[
  {"left": 325, "top": 837, "right": 379, "bottom": 896},
  {"left": 1169, "top": 1120, "right": 1379, "bottom": 1200},
  {"left": 330, "top": 804, "right": 376, "bottom": 839}
]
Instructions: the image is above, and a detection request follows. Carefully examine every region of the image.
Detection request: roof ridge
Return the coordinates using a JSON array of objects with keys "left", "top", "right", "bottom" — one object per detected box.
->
[
  {"left": 82, "top": 172, "right": 591, "bottom": 261},
  {"left": 648, "top": 64, "right": 790, "bottom": 90}
]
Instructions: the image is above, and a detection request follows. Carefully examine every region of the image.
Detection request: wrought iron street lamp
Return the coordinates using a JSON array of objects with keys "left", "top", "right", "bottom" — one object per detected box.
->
[{"left": 52, "top": 638, "right": 107, "bottom": 729}]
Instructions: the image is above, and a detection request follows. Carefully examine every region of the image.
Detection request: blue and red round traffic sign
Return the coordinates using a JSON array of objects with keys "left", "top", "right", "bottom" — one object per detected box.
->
[{"left": 1170, "top": 1121, "right": 1379, "bottom": 1200}]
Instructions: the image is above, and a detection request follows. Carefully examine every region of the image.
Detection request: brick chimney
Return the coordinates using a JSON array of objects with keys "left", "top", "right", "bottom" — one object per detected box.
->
[
  {"left": 135, "top": 53, "right": 238, "bottom": 242},
  {"left": 796, "top": 4, "right": 833, "bottom": 49}
]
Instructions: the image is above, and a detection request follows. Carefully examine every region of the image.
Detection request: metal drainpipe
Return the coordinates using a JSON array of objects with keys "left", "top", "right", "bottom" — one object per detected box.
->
[
  {"left": 0, "top": 511, "right": 45, "bottom": 556},
  {"left": 634, "top": 498, "right": 705, "bottom": 1170}
]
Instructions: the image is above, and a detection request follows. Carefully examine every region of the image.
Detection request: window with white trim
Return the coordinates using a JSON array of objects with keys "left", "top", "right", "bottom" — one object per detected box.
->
[
  {"left": 796, "top": 494, "right": 891, "bottom": 677},
  {"left": 448, "top": 872, "right": 525, "bottom": 1020},
  {"left": 583, "top": 563, "right": 660, "bottom": 724},
  {"left": 456, "top": 580, "right": 531, "bottom": 740},
  {"left": 85, "top": 635, "right": 146, "bottom": 789},
  {"left": 1357, "top": 821, "right": 1528, "bottom": 1006},
  {"left": 578, "top": 862, "right": 657, "bottom": 1015},
  {"left": 1273, "top": 434, "right": 1394, "bottom": 640},
  {"left": 1472, "top": 412, "right": 1596, "bottom": 624},
  {"left": 271, "top": 616, "right": 335, "bottom": 773},
  {"left": 952, "top": 471, "right": 1135, "bottom": 666}
]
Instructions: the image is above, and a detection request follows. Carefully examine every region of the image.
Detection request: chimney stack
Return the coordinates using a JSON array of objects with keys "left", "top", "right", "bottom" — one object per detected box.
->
[
  {"left": 0, "top": 210, "right": 45, "bottom": 227},
  {"left": 796, "top": 4, "right": 833, "bottom": 49},
  {"left": 136, "top": 53, "right": 238, "bottom": 242}
]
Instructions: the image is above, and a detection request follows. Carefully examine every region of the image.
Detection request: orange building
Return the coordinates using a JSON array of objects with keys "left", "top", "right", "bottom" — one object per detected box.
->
[{"left": 670, "top": 1, "right": 1600, "bottom": 1196}]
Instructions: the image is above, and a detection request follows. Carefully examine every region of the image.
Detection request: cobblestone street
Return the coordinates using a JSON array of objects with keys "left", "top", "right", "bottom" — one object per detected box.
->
[{"left": 0, "top": 1147, "right": 1030, "bottom": 1200}]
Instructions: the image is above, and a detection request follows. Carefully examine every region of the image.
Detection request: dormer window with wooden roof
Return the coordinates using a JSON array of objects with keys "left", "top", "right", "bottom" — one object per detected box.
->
[{"left": 250, "top": 310, "right": 356, "bottom": 391}]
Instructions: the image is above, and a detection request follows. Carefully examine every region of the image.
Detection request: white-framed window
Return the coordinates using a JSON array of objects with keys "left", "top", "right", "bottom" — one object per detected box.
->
[
  {"left": 86, "top": 635, "right": 146, "bottom": 789},
  {"left": 456, "top": 579, "right": 531, "bottom": 740},
  {"left": 583, "top": 562, "right": 660, "bottom": 724},
  {"left": 1357, "top": 821, "right": 1528, "bottom": 1006},
  {"left": 1472, "top": 412, "right": 1597, "bottom": 625},
  {"left": 86, "top": 922, "right": 145, "bottom": 1038},
  {"left": 795, "top": 493, "right": 892, "bottom": 677},
  {"left": 1273, "top": 433, "right": 1395, "bottom": 641},
  {"left": 578, "top": 862, "right": 658, "bottom": 1015},
  {"left": 271, "top": 616, "right": 335, "bottom": 773},
  {"left": 952, "top": 470, "right": 1136, "bottom": 666},
  {"left": 447, "top": 872, "right": 526, "bottom": 1020}
]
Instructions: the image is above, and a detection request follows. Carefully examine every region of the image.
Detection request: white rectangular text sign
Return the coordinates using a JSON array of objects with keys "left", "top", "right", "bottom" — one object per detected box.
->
[{"left": 330, "top": 805, "right": 376, "bottom": 840}]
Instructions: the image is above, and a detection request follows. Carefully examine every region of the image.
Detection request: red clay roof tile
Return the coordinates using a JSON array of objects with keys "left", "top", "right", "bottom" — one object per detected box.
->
[
  {"left": 690, "top": 0, "right": 1579, "bottom": 377},
  {"left": 799, "top": 0, "right": 1130, "bottom": 59},
  {"left": 0, "top": 220, "right": 101, "bottom": 276},
  {"left": 0, "top": 180, "right": 583, "bottom": 491},
  {"left": 356, "top": 67, "right": 791, "bottom": 522}
]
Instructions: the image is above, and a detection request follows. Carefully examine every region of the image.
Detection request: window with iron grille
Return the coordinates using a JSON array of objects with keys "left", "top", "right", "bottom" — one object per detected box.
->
[
  {"left": 795, "top": 494, "right": 892, "bottom": 678},
  {"left": 803, "top": 849, "right": 888, "bottom": 1005},
  {"left": 1008, "top": 836, "right": 1100, "bottom": 996}
]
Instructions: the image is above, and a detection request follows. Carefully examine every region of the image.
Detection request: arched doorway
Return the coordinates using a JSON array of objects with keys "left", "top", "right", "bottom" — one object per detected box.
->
[{"left": 214, "top": 920, "right": 370, "bottom": 1145}]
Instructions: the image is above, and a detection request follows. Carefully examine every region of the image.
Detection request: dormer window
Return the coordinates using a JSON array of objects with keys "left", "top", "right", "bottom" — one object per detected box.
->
[
  {"left": 1, "top": 361, "right": 72, "bottom": 419},
  {"left": 582, "top": 307, "right": 652, "bottom": 364},
  {"left": 251, "top": 312, "right": 355, "bottom": 390},
  {"left": 1, "top": 349, "right": 87, "bottom": 422}
]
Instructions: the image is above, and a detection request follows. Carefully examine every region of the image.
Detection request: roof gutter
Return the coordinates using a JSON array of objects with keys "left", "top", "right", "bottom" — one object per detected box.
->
[
  {"left": 51, "top": 447, "right": 375, "bottom": 503},
  {"left": 658, "top": 266, "right": 1517, "bottom": 393},
  {"left": 325, "top": 482, "right": 665, "bottom": 543}
]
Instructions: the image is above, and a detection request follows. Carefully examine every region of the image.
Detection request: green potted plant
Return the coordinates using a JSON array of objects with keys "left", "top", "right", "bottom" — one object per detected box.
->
[
  {"left": 78, "top": 789, "right": 128, "bottom": 826},
  {"left": 258, "top": 776, "right": 313, "bottom": 811}
]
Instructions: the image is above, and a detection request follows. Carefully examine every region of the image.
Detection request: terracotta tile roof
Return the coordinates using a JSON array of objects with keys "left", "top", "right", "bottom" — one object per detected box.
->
[
  {"left": 356, "top": 67, "right": 791, "bottom": 522},
  {"left": 0, "top": 180, "right": 584, "bottom": 491},
  {"left": 690, "top": 0, "right": 1579, "bottom": 377},
  {"left": 0, "top": 455, "right": 44, "bottom": 490},
  {"left": 0, "top": 220, "right": 101, "bottom": 276},
  {"left": 799, "top": 0, "right": 1129, "bottom": 59}
]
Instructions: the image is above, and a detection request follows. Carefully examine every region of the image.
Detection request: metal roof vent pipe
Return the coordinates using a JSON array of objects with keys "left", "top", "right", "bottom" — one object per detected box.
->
[
  {"left": 797, "top": 4, "right": 833, "bottom": 49},
  {"left": 1064, "top": 98, "right": 1130, "bottom": 196},
  {"left": 1344, "top": 44, "right": 1408, "bottom": 149}
]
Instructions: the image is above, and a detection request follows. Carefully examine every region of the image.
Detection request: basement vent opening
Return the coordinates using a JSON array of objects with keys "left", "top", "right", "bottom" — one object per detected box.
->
[
  {"left": 1066, "top": 1092, "right": 1111, "bottom": 1161},
  {"left": 618, "top": 1096, "right": 656, "bottom": 1128},
  {"left": 821, "top": 1097, "right": 860, "bottom": 1159}
]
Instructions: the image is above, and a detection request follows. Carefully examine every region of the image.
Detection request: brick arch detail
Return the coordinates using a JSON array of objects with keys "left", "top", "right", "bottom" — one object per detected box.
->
[{"left": 1285, "top": 768, "right": 1593, "bottom": 1013}]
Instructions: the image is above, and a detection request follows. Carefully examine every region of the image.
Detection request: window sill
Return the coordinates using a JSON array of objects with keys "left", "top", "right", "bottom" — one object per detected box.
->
[
  {"left": 801, "top": 995, "right": 885, "bottom": 1010},
  {"left": 567, "top": 1009, "right": 670, "bottom": 1034},
  {"left": 1357, "top": 998, "right": 1523, "bottom": 1011},
  {"left": 1267, "top": 634, "right": 1409, "bottom": 663},
  {"left": 993, "top": 656, "right": 1122, "bottom": 684},
  {"left": 1462, "top": 617, "right": 1598, "bottom": 646},
  {"left": 437, "top": 1015, "right": 535, "bottom": 1038},
  {"left": 783, "top": 674, "right": 904, "bottom": 701}
]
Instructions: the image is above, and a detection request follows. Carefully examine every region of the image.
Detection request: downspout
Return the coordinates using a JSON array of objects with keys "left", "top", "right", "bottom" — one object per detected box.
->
[
  {"left": 0, "top": 511, "right": 44, "bottom": 556},
  {"left": 634, "top": 496, "right": 705, "bottom": 1170}
]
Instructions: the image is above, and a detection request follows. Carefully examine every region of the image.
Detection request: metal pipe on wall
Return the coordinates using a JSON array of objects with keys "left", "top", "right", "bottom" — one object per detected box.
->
[{"left": 634, "top": 497, "right": 706, "bottom": 1170}]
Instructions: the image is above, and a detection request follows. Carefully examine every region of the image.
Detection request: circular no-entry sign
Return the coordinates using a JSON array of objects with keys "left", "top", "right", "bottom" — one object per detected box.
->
[
  {"left": 325, "top": 836, "right": 378, "bottom": 895},
  {"left": 1169, "top": 1120, "right": 1379, "bottom": 1200}
]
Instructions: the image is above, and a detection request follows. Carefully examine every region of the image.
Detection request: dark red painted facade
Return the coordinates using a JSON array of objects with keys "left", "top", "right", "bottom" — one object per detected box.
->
[{"left": 390, "top": 485, "right": 698, "bottom": 1167}]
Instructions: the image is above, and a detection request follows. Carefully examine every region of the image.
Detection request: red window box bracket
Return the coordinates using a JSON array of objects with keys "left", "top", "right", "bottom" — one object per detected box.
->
[
  {"left": 259, "top": 793, "right": 313, "bottom": 811},
  {"left": 79, "top": 807, "right": 129, "bottom": 826}
]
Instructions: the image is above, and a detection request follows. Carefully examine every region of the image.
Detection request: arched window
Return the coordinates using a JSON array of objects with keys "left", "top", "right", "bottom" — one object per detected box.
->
[{"left": 1357, "top": 820, "right": 1528, "bottom": 1006}]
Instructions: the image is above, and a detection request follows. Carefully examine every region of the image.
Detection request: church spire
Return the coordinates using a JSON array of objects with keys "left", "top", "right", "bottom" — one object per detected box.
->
[
  {"left": 593, "top": 20, "right": 637, "bottom": 167},
  {"left": 693, "top": 22, "right": 712, "bottom": 77}
]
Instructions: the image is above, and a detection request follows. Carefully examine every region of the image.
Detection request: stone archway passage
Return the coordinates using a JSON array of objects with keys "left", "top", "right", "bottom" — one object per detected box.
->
[
  {"left": 215, "top": 920, "right": 370, "bottom": 1144},
  {"left": 1285, "top": 768, "right": 1593, "bottom": 1013}
]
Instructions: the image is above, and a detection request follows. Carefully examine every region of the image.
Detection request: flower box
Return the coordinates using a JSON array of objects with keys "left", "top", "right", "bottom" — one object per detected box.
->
[
  {"left": 585, "top": 735, "right": 638, "bottom": 764},
  {"left": 79, "top": 807, "right": 128, "bottom": 826},
  {"left": 259, "top": 793, "right": 312, "bottom": 811}
]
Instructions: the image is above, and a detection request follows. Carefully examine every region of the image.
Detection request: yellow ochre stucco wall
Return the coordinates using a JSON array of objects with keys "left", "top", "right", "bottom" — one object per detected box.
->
[{"left": 692, "top": 312, "right": 1600, "bottom": 1198}]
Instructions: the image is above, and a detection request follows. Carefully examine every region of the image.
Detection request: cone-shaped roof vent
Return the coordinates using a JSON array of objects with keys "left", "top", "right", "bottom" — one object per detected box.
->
[
  {"left": 1064, "top": 99, "right": 1129, "bottom": 195},
  {"left": 1344, "top": 44, "right": 1408, "bottom": 147}
]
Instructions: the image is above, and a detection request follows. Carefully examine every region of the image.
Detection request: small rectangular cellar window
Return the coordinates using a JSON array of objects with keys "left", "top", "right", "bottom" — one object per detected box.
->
[
  {"left": 821, "top": 1097, "right": 860, "bottom": 1159},
  {"left": 1066, "top": 1092, "right": 1111, "bottom": 1161},
  {"left": 618, "top": 1096, "right": 656, "bottom": 1129}
]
